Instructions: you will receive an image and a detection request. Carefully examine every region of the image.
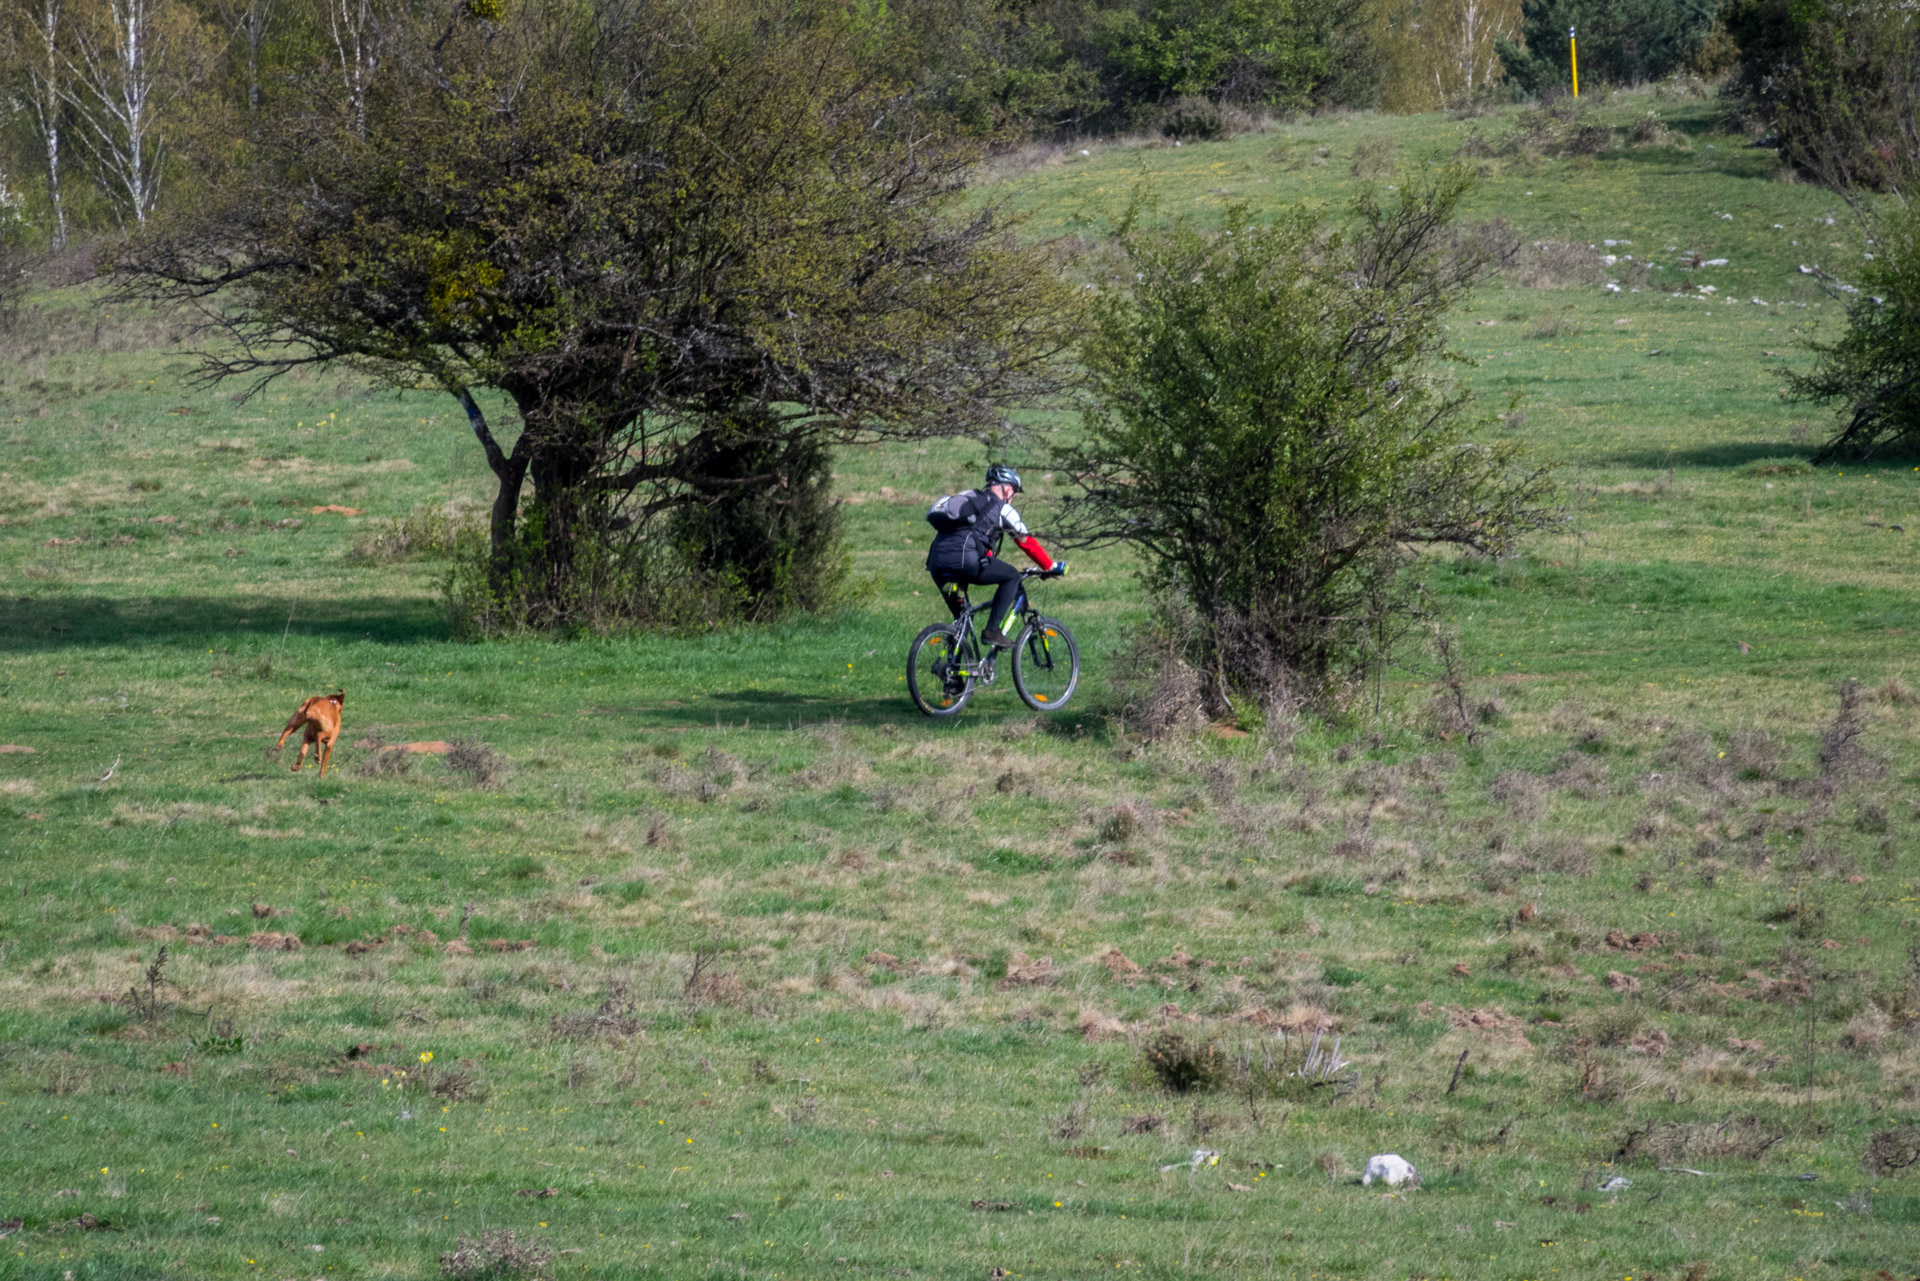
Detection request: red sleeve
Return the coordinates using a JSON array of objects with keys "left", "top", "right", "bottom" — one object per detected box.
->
[{"left": 1013, "top": 534, "right": 1054, "bottom": 571}]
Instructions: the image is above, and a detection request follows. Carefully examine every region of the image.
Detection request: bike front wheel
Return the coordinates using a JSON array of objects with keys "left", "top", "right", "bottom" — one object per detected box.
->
[
  {"left": 907, "top": 623, "right": 975, "bottom": 716},
  {"left": 1012, "top": 616, "right": 1079, "bottom": 712}
]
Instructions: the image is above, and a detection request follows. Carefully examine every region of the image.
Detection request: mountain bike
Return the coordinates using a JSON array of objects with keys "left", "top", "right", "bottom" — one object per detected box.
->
[{"left": 906, "top": 568, "right": 1080, "bottom": 717}]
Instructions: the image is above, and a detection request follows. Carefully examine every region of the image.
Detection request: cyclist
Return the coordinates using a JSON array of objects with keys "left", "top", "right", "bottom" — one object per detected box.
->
[{"left": 925, "top": 464, "right": 1065, "bottom": 648}]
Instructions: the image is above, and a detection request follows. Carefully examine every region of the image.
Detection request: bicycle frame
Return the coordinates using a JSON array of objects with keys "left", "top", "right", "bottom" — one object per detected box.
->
[{"left": 946, "top": 571, "right": 1041, "bottom": 648}]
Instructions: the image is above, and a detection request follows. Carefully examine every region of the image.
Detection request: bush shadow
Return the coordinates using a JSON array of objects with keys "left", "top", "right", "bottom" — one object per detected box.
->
[{"left": 1600, "top": 441, "right": 1822, "bottom": 470}]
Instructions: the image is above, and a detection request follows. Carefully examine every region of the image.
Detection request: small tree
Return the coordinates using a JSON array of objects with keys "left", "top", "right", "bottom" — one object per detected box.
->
[
  {"left": 1796, "top": 210, "right": 1920, "bottom": 460},
  {"left": 118, "top": 0, "right": 1078, "bottom": 631},
  {"left": 1059, "top": 170, "right": 1557, "bottom": 711}
]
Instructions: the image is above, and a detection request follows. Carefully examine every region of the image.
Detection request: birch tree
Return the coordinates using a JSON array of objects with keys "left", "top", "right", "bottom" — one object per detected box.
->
[
  {"left": 1435, "top": 0, "right": 1515, "bottom": 100},
  {"left": 64, "top": 0, "right": 178, "bottom": 223},
  {"left": 1379, "top": 0, "right": 1518, "bottom": 111},
  {"left": 5, "top": 0, "right": 70, "bottom": 247},
  {"left": 328, "top": 0, "right": 379, "bottom": 137}
]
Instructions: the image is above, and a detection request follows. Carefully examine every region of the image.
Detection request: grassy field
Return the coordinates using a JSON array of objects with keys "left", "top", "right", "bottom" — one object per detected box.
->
[{"left": 3, "top": 89, "right": 1920, "bottom": 1281}]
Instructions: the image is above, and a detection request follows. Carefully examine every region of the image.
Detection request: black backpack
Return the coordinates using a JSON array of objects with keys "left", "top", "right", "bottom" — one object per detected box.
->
[{"left": 925, "top": 491, "right": 979, "bottom": 535}]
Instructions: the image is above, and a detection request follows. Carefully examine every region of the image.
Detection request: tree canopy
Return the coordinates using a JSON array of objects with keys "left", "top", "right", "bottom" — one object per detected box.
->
[{"left": 118, "top": 0, "right": 1080, "bottom": 629}]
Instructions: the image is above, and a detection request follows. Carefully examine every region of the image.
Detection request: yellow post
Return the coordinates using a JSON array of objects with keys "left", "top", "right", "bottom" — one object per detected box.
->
[{"left": 1569, "top": 26, "right": 1579, "bottom": 97}]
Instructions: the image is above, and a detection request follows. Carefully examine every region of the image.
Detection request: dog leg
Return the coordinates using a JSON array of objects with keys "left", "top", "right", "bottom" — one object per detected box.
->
[
  {"left": 294, "top": 724, "right": 316, "bottom": 772},
  {"left": 317, "top": 733, "right": 335, "bottom": 778}
]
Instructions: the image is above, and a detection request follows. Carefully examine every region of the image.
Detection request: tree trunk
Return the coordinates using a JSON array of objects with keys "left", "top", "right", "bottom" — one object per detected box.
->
[
  {"left": 24, "top": 0, "right": 68, "bottom": 250},
  {"left": 457, "top": 388, "right": 530, "bottom": 597}
]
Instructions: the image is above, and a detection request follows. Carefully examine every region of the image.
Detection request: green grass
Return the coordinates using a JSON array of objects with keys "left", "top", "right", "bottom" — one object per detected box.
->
[{"left": 3, "top": 89, "right": 1919, "bottom": 1280}]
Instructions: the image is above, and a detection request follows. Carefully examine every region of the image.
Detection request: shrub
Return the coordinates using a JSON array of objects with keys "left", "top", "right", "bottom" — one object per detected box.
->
[
  {"left": 440, "top": 1229, "right": 553, "bottom": 1279},
  {"left": 1142, "top": 1029, "right": 1226, "bottom": 1093},
  {"left": 1722, "top": 0, "right": 1916, "bottom": 189},
  {"left": 668, "top": 425, "right": 855, "bottom": 624},
  {"left": 1348, "top": 135, "right": 1396, "bottom": 178},
  {"left": 350, "top": 502, "right": 483, "bottom": 563},
  {"left": 446, "top": 738, "right": 506, "bottom": 788},
  {"left": 354, "top": 734, "right": 412, "bottom": 778},
  {"left": 1796, "top": 204, "right": 1920, "bottom": 460},
  {"left": 1158, "top": 95, "right": 1227, "bottom": 140},
  {"left": 1627, "top": 112, "right": 1675, "bottom": 147},
  {"left": 1061, "top": 170, "right": 1558, "bottom": 707},
  {"left": 1863, "top": 1126, "right": 1920, "bottom": 1176}
]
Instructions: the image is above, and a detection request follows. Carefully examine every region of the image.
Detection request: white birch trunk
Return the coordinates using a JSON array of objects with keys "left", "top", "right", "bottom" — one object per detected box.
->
[
  {"left": 330, "top": 0, "right": 379, "bottom": 138},
  {"left": 19, "top": 0, "right": 69, "bottom": 248},
  {"left": 65, "top": 0, "right": 172, "bottom": 225}
]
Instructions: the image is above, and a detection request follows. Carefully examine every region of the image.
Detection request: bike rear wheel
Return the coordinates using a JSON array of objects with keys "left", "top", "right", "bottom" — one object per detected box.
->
[
  {"left": 907, "top": 623, "right": 975, "bottom": 716},
  {"left": 1012, "top": 616, "right": 1079, "bottom": 711}
]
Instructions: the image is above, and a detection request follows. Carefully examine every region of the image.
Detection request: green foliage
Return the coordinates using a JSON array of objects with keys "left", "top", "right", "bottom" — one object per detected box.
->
[
  {"left": 1097, "top": 0, "right": 1366, "bottom": 113},
  {"left": 1062, "top": 170, "right": 1557, "bottom": 703},
  {"left": 1156, "top": 95, "right": 1230, "bottom": 140},
  {"left": 1794, "top": 205, "right": 1920, "bottom": 459},
  {"left": 1142, "top": 1028, "right": 1226, "bottom": 1092},
  {"left": 121, "top": 0, "right": 1077, "bottom": 633},
  {"left": 670, "top": 425, "right": 855, "bottom": 624},
  {"left": 1721, "top": 0, "right": 1918, "bottom": 189},
  {"left": 1499, "top": 0, "right": 1720, "bottom": 93},
  {"left": 854, "top": 0, "right": 1108, "bottom": 136}
]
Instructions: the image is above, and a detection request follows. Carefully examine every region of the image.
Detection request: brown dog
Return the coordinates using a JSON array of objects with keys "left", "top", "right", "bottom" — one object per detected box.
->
[{"left": 276, "top": 690, "right": 344, "bottom": 777}]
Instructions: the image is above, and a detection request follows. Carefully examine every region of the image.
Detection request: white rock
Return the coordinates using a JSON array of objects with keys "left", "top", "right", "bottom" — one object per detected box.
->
[
  {"left": 1702, "top": 258, "right": 1728, "bottom": 267},
  {"left": 1362, "top": 1154, "right": 1419, "bottom": 1187},
  {"left": 1599, "top": 254, "right": 1618, "bottom": 266},
  {"left": 1599, "top": 1175, "right": 1631, "bottom": 1192},
  {"left": 1079, "top": 148, "right": 1091, "bottom": 156},
  {"left": 1188, "top": 1148, "right": 1219, "bottom": 1169}
]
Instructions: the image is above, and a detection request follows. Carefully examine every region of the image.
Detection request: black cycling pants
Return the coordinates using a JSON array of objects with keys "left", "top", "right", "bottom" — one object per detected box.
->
[{"left": 932, "top": 558, "right": 1022, "bottom": 636}]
